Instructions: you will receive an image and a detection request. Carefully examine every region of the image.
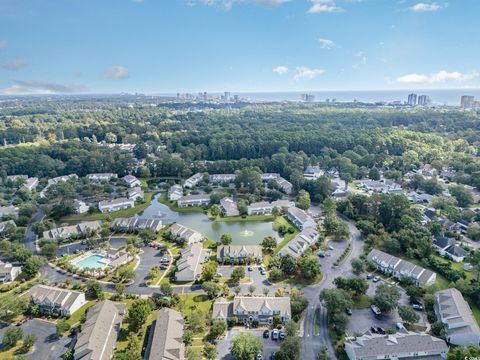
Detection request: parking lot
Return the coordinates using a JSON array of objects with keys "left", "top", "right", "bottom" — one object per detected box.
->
[
  {"left": 216, "top": 328, "right": 282, "bottom": 360},
  {"left": 0, "top": 319, "right": 71, "bottom": 360},
  {"left": 218, "top": 265, "right": 278, "bottom": 295}
]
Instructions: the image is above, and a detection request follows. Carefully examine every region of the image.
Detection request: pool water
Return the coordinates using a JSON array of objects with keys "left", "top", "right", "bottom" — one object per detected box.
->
[{"left": 76, "top": 254, "right": 107, "bottom": 269}]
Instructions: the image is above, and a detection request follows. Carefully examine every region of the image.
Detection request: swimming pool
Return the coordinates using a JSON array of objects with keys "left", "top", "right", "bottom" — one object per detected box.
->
[{"left": 75, "top": 254, "right": 107, "bottom": 269}]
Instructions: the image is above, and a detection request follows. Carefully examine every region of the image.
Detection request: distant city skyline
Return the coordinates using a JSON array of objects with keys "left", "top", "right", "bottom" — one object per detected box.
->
[{"left": 1, "top": 0, "right": 480, "bottom": 95}]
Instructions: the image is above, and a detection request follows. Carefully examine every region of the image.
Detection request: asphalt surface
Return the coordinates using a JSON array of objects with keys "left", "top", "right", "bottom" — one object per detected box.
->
[
  {"left": 0, "top": 319, "right": 71, "bottom": 360},
  {"left": 301, "top": 214, "right": 364, "bottom": 360},
  {"left": 217, "top": 328, "right": 281, "bottom": 360},
  {"left": 24, "top": 209, "right": 45, "bottom": 253}
]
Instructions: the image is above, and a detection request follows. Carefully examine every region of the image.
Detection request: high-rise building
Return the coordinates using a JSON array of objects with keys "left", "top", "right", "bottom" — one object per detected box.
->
[
  {"left": 301, "top": 93, "right": 315, "bottom": 102},
  {"left": 224, "top": 92, "right": 231, "bottom": 101},
  {"left": 418, "top": 95, "right": 430, "bottom": 106},
  {"left": 461, "top": 95, "right": 475, "bottom": 108},
  {"left": 407, "top": 93, "right": 417, "bottom": 106}
]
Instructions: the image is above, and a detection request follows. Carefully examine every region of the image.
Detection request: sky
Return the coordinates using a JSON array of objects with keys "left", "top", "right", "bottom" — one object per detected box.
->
[{"left": 0, "top": 0, "right": 479, "bottom": 95}]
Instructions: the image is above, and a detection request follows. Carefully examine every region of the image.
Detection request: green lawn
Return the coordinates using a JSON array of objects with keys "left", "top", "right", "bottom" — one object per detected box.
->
[
  {"left": 353, "top": 295, "right": 373, "bottom": 309},
  {"left": 314, "top": 308, "right": 320, "bottom": 336},
  {"left": 61, "top": 192, "right": 155, "bottom": 221},
  {"left": 64, "top": 300, "right": 96, "bottom": 329},
  {"left": 273, "top": 216, "right": 300, "bottom": 254},
  {"left": 176, "top": 293, "right": 213, "bottom": 314}
]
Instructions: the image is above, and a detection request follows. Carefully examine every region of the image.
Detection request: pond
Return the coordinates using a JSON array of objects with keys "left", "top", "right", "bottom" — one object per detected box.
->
[{"left": 137, "top": 194, "right": 279, "bottom": 245}]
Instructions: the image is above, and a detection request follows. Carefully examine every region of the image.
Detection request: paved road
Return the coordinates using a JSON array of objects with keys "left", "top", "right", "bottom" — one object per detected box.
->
[
  {"left": 0, "top": 319, "right": 71, "bottom": 360},
  {"left": 301, "top": 214, "right": 364, "bottom": 360},
  {"left": 24, "top": 208, "right": 45, "bottom": 253}
]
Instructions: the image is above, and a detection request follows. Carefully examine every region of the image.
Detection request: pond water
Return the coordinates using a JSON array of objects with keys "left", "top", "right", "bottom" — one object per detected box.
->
[{"left": 137, "top": 194, "right": 279, "bottom": 245}]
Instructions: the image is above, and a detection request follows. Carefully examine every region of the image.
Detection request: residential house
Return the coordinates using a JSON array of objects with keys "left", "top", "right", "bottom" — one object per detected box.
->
[
  {"left": 86, "top": 173, "right": 118, "bottom": 182},
  {"left": 43, "top": 221, "right": 102, "bottom": 240},
  {"left": 127, "top": 186, "right": 144, "bottom": 201},
  {"left": 367, "top": 249, "right": 437, "bottom": 287},
  {"left": 0, "top": 220, "right": 16, "bottom": 233},
  {"left": 98, "top": 198, "right": 134, "bottom": 213},
  {"left": 332, "top": 188, "right": 348, "bottom": 199},
  {"left": 278, "top": 228, "right": 319, "bottom": 258},
  {"left": 74, "top": 300, "right": 126, "bottom": 360},
  {"left": 122, "top": 174, "right": 141, "bottom": 188},
  {"left": 168, "top": 185, "right": 183, "bottom": 201},
  {"left": 0, "top": 261, "right": 22, "bottom": 283},
  {"left": 261, "top": 173, "right": 280, "bottom": 181},
  {"left": 212, "top": 296, "right": 291, "bottom": 325},
  {"left": 434, "top": 288, "right": 480, "bottom": 346},
  {"left": 73, "top": 200, "right": 90, "bottom": 214},
  {"left": 357, "top": 179, "right": 403, "bottom": 195},
  {"left": 40, "top": 174, "right": 78, "bottom": 198},
  {"left": 303, "top": 166, "right": 323, "bottom": 180},
  {"left": 275, "top": 177, "right": 293, "bottom": 194},
  {"left": 433, "top": 236, "right": 468, "bottom": 262},
  {"left": 111, "top": 217, "right": 163, "bottom": 232},
  {"left": 286, "top": 206, "right": 316, "bottom": 230},
  {"left": 0, "top": 205, "right": 19, "bottom": 219},
  {"left": 168, "top": 223, "right": 204, "bottom": 244},
  {"left": 407, "top": 191, "right": 435, "bottom": 204},
  {"left": 420, "top": 164, "right": 438, "bottom": 178},
  {"left": 220, "top": 197, "right": 239, "bottom": 217},
  {"left": 210, "top": 173, "right": 236, "bottom": 184},
  {"left": 177, "top": 194, "right": 210, "bottom": 208},
  {"left": 216, "top": 245, "right": 262, "bottom": 263},
  {"left": 104, "top": 248, "right": 132, "bottom": 268},
  {"left": 247, "top": 200, "right": 294, "bottom": 216},
  {"left": 23, "top": 177, "right": 39, "bottom": 191},
  {"left": 174, "top": 243, "right": 210, "bottom": 282},
  {"left": 28, "top": 284, "right": 86, "bottom": 316},
  {"left": 144, "top": 308, "right": 185, "bottom": 360},
  {"left": 344, "top": 331, "right": 448, "bottom": 360},
  {"left": 184, "top": 173, "right": 202, "bottom": 188}
]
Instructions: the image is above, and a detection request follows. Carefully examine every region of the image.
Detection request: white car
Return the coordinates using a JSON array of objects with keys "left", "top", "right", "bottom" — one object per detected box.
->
[
  {"left": 271, "top": 329, "right": 279, "bottom": 340},
  {"left": 371, "top": 304, "right": 382, "bottom": 315}
]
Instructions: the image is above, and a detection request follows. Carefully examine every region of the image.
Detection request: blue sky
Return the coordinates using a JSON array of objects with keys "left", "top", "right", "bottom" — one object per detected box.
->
[{"left": 0, "top": 0, "right": 479, "bottom": 94}]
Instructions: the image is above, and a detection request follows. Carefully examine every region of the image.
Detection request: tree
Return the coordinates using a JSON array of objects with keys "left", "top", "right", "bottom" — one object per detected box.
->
[
  {"left": 447, "top": 346, "right": 480, "bottom": 360},
  {"left": 450, "top": 185, "right": 474, "bottom": 207},
  {"left": 202, "top": 281, "right": 222, "bottom": 299},
  {"left": 210, "top": 204, "right": 221, "bottom": 217},
  {"left": 280, "top": 254, "right": 297, "bottom": 276},
  {"left": 231, "top": 267, "right": 245, "bottom": 283},
  {"left": 318, "top": 346, "right": 330, "bottom": 360},
  {"left": 208, "top": 320, "right": 227, "bottom": 339},
  {"left": 333, "top": 277, "right": 368, "bottom": 297},
  {"left": 406, "top": 285, "right": 424, "bottom": 303},
  {"left": 296, "top": 190, "right": 311, "bottom": 210},
  {"left": 278, "top": 334, "right": 301, "bottom": 360},
  {"left": 374, "top": 283, "right": 400, "bottom": 313},
  {"left": 268, "top": 268, "right": 283, "bottom": 282},
  {"left": 127, "top": 299, "right": 151, "bottom": 332},
  {"left": 56, "top": 320, "right": 71, "bottom": 337},
  {"left": 22, "top": 255, "right": 46, "bottom": 279},
  {"left": 220, "top": 233, "right": 233, "bottom": 245},
  {"left": 3, "top": 327, "right": 23, "bottom": 348},
  {"left": 248, "top": 285, "right": 256, "bottom": 296},
  {"left": 230, "top": 332, "right": 263, "bottom": 360},
  {"left": 63, "top": 348, "right": 75, "bottom": 360},
  {"left": 201, "top": 261, "right": 218, "bottom": 282},
  {"left": 351, "top": 258, "right": 365, "bottom": 275},
  {"left": 115, "top": 267, "right": 136, "bottom": 283},
  {"left": 204, "top": 342, "right": 218, "bottom": 360},
  {"left": 85, "top": 280, "right": 104, "bottom": 300},
  {"left": 319, "top": 288, "right": 353, "bottom": 317},
  {"left": 322, "top": 197, "right": 337, "bottom": 215},
  {"left": 0, "top": 293, "right": 28, "bottom": 320},
  {"left": 234, "top": 286, "right": 241, "bottom": 295},
  {"left": 160, "top": 282, "right": 173, "bottom": 296},
  {"left": 369, "top": 167, "right": 380, "bottom": 181},
  {"left": 187, "top": 311, "right": 206, "bottom": 333},
  {"left": 261, "top": 236, "right": 277, "bottom": 253},
  {"left": 297, "top": 253, "right": 321, "bottom": 280},
  {"left": 398, "top": 305, "right": 420, "bottom": 325},
  {"left": 115, "top": 283, "right": 126, "bottom": 296},
  {"left": 183, "top": 330, "right": 193, "bottom": 346},
  {"left": 19, "top": 333, "right": 36, "bottom": 354}
]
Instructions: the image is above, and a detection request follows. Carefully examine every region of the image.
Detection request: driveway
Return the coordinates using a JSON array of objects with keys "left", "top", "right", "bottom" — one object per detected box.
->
[
  {"left": 0, "top": 319, "right": 71, "bottom": 360},
  {"left": 217, "top": 328, "right": 281, "bottom": 360},
  {"left": 346, "top": 308, "right": 400, "bottom": 335}
]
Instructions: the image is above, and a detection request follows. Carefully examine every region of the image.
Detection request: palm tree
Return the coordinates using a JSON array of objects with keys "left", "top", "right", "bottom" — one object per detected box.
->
[
  {"left": 248, "top": 285, "right": 256, "bottom": 296},
  {"left": 234, "top": 286, "right": 241, "bottom": 296},
  {"left": 263, "top": 288, "right": 269, "bottom": 296}
]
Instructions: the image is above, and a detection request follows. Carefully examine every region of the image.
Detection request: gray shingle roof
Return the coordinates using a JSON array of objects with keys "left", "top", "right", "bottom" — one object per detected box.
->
[{"left": 145, "top": 308, "right": 185, "bottom": 360}]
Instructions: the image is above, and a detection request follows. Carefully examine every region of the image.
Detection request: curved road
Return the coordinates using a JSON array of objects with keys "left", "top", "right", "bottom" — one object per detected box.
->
[{"left": 301, "top": 215, "right": 364, "bottom": 360}]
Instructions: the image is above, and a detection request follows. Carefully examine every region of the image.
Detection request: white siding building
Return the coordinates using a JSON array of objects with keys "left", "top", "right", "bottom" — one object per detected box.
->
[{"left": 98, "top": 198, "right": 134, "bottom": 213}]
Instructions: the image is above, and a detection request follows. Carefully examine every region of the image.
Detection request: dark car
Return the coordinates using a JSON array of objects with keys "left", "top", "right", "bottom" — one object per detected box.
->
[
  {"left": 279, "top": 331, "right": 285, "bottom": 340},
  {"left": 270, "top": 352, "right": 276, "bottom": 360},
  {"left": 346, "top": 308, "right": 352, "bottom": 316},
  {"left": 377, "top": 327, "right": 386, "bottom": 334},
  {"left": 370, "top": 326, "right": 377, "bottom": 333},
  {"left": 263, "top": 330, "right": 269, "bottom": 338},
  {"left": 366, "top": 274, "right": 373, "bottom": 280}
]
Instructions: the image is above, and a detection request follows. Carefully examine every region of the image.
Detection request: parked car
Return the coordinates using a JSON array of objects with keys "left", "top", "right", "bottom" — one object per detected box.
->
[
  {"left": 272, "top": 329, "right": 279, "bottom": 340},
  {"left": 260, "top": 269, "right": 266, "bottom": 275},
  {"left": 279, "top": 331, "right": 285, "bottom": 340},
  {"left": 346, "top": 308, "right": 352, "bottom": 316},
  {"left": 372, "top": 276, "right": 380, "bottom": 283},
  {"left": 412, "top": 304, "right": 423, "bottom": 311},
  {"left": 377, "top": 327, "right": 386, "bottom": 335},
  {"left": 318, "top": 251, "right": 325, "bottom": 258},
  {"left": 269, "top": 353, "right": 276, "bottom": 360},
  {"left": 366, "top": 273, "right": 373, "bottom": 280},
  {"left": 256, "top": 355, "right": 263, "bottom": 360},
  {"left": 248, "top": 266, "right": 253, "bottom": 271},
  {"left": 263, "top": 330, "right": 269, "bottom": 338},
  {"left": 216, "top": 273, "right": 223, "bottom": 278},
  {"left": 371, "top": 304, "right": 382, "bottom": 315},
  {"left": 327, "top": 244, "right": 334, "bottom": 250},
  {"left": 370, "top": 326, "right": 377, "bottom": 333},
  {"left": 396, "top": 322, "right": 406, "bottom": 330},
  {"left": 160, "top": 265, "right": 168, "bottom": 270}
]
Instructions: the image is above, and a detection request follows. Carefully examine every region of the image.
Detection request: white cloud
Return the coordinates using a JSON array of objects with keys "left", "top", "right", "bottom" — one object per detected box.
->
[
  {"left": 293, "top": 66, "right": 325, "bottom": 81},
  {"left": 273, "top": 66, "right": 289, "bottom": 74},
  {"left": 410, "top": 2, "right": 446, "bottom": 12},
  {"left": 318, "top": 38, "right": 335, "bottom": 49},
  {"left": 3, "top": 58, "right": 29, "bottom": 71},
  {"left": 187, "top": 0, "right": 288, "bottom": 9},
  {"left": 103, "top": 65, "right": 129, "bottom": 80},
  {"left": 307, "top": 0, "right": 342, "bottom": 14},
  {"left": 0, "top": 40, "right": 7, "bottom": 49},
  {"left": 396, "top": 70, "right": 478, "bottom": 84},
  {"left": 0, "top": 80, "right": 88, "bottom": 95}
]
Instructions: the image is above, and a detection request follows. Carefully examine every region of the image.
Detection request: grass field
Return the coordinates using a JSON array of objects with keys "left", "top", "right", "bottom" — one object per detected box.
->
[
  {"left": 64, "top": 300, "right": 96, "bottom": 330},
  {"left": 273, "top": 216, "right": 300, "bottom": 254},
  {"left": 314, "top": 308, "right": 320, "bottom": 336},
  {"left": 61, "top": 192, "right": 155, "bottom": 221}
]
